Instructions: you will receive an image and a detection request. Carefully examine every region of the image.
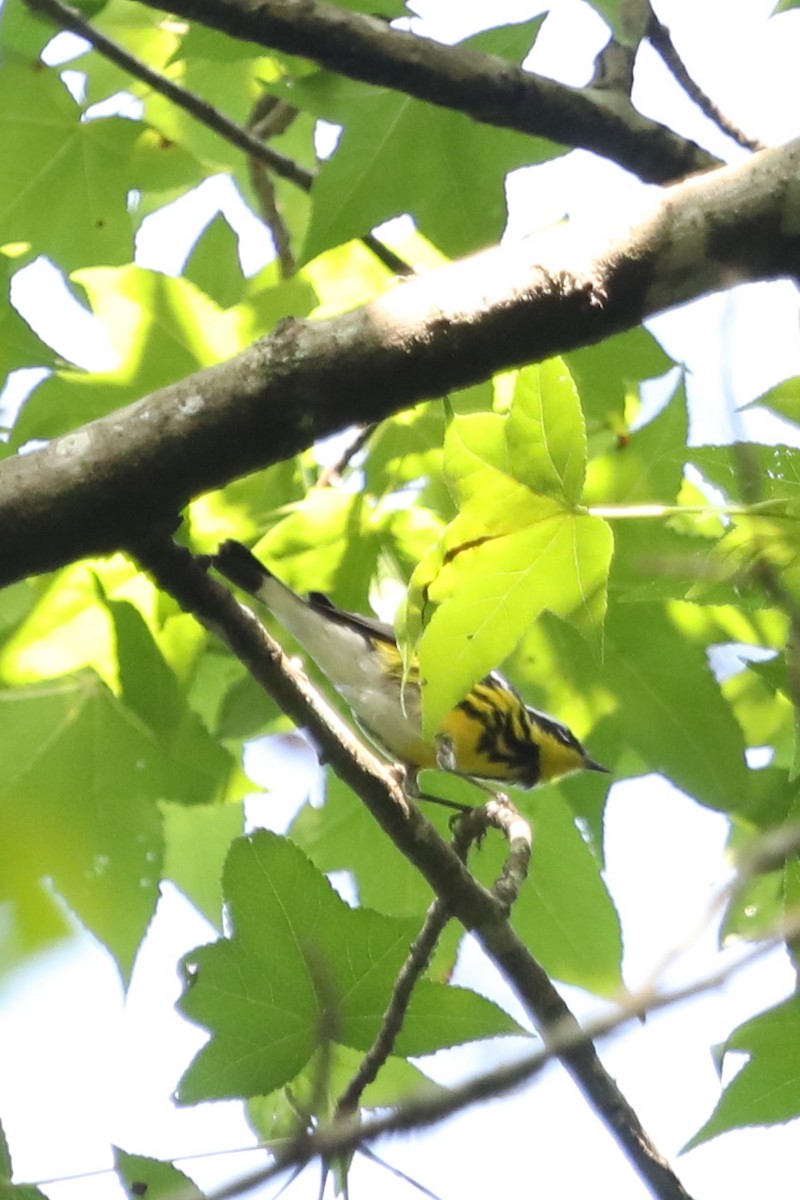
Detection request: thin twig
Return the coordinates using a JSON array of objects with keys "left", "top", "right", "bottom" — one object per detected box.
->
[
  {"left": 647, "top": 11, "right": 766, "bottom": 153},
  {"left": 316, "top": 424, "right": 376, "bottom": 488},
  {"left": 458, "top": 796, "right": 532, "bottom": 910},
  {"left": 24, "top": 0, "right": 314, "bottom": 188},
  {"left": 335, "top": 898, "right": 451, "bottom": 1117},
  {"left": 335, "top": 815, "right": 490, "bottom": 1119},
  {"left": 246, "top": 96, "right": 298, "bottom": 278}
]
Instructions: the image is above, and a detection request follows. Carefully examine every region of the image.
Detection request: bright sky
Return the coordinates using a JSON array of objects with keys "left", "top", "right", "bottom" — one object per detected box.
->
[{"left": 3, "top": 2, "right": 800, "bottom": 1198}]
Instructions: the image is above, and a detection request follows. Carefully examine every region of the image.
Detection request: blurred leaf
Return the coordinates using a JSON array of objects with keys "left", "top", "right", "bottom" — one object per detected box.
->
[
  {"left": 143, "top": 54, "right": 275, "bottom": 171},
  {"left": 585, "top": 380, "right": 687, "bottom": 505},
  {"left": 689, "top": 443, "right": 800, "bottom": 510},
  {"left": 248, "top": 1045, "right": 442, "bottom": 1144},
  {"left": 73, "top": 0, "right": 181, "bottom": 105},
  {"left": 512, "top": 789, "right": 621, "bottom": 993},
  {"left": 254, "top": 490, "right": 380, "bottom": 612},
  {"left": 184, "top": 213, "right": 245, "bottom": 309},
  {"left": 161, "top": 800, "right": 243, "bottom": 928},
  {"left": 291, "top": 772, "right": 437, "bottom": 917},
  {"left": 739, "top": 375, "right": 800, "bottom": 426},
  {"left": 565, "top": 327, "right": 675, "bottom": 427},
  {"left": 129, "top": 125, "right": 206, "bottom": 194},
  {"left": 0, "top": 0, "right": 55, "bottom": 60},
  {"left": 11, "top": 265, "right": 247, "bottom": 444},
  {"left": 104, "top": 596, "right": 236, "bottom": 807},
  {"left": 114, "top": 1149, "right": 206, "bottom": 1200},
  {"left": 0, "top": 672, "right": 162, "bottom": 981},
  {"left": 604, "top": 603, "right": 749, "bottom": 812},
  {"left": 0, "top": 256, "right": 55, "bottom": 377}
]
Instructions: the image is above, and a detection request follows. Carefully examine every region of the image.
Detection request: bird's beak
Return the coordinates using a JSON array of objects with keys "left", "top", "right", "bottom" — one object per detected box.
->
[{"left": 584, "top": 757, "right": 611, "bottom": 774}]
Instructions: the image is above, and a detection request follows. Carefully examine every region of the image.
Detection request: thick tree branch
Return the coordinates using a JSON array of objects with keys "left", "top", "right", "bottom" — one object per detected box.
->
[
  {"left": 1, "top": 139, "right": 799, "bottom": 586},
  {"left": 131, "top": 0, "right": 717, "bottom": 184},
  {"left": 133, "top": 535, "right": 693, "bottom": 1200}
]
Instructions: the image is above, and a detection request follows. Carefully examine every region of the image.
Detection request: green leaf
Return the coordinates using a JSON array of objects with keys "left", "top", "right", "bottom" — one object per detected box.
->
[
  {"left": 689, "top": 443, "right": 800, "bottom": 509},
  {"left": 177, "top": 831, "right": 518, "bottom": 1102},
  {"left": 114, "top": 1149, "right": 206, "bottom": 1200},
  {"left": 104, "top": 596, "right": 236, "bottom": 808},
  {"left": 293, "top": 19, "right": 557, "bottom": 261},
  {"left": 11, "top": 265, "right": 246, "bottom": 444},
  {"left": 143, "top": 54, "right": 275, "bottom": 171},
  {"left": 291, "top": 773, "right": 436, "bottom": 916},
  {"left": 161, "top": 800, "right": 243, "bottom": 928},
  {"left": 254, "top": 490, "right": 380, "bottom": 612},
  {"left": 184, "top": 213, "right": 245, "bottom": 309},
  {"left": 686, "top": 994, "right": 800, "bottom": 1147},
  {"left": 400, "top": 361, "right": 612, "bottom": 731},
  {"left": 0, "top": 67, "right": 137, "bottom": 269},
  {"left": 511, "top": 790, "right": 622, "bottom": 993},
  {"left": 71, "top": 0, "right": 182, "bottom": 106},
  {"left": 291, "top": 772, "right": 463, "bottom": 980},
  {"left": 248, "top": 1045, "right": 441, "bottom": 1144},
  {"left": 739, "top": 375, "right": 800, "bottom": 425},
  {"left": 129, "top": 125, "right": 206, "bottom": 194},
  {"left": 565, "top": 327, "right": 675, "bottom": 426},
  {"left": 0, "top": 1184, "right": 48, "bottom": 1199},
  {"left": 506, "top": 359, "right": 587, "bottom": 504},
  {"left": 585, "top": 380, "right": 688, "bottom": 505},
  {"left": 0, "top": 256, "right": 55, "bottom": 377},
  {"left": 395, "top": 979, "right": 525, "bottom": 1056},
  {"left": 0, "top": 1123, "right": 11, "bottom": 1180},
  {"left": 770, "top": 0, "right": 800, "bottom": 16},
  {"left": 418, "top": 511, "right": 612, "bottom": 735},
  {"left": 0, "top": 0, "right": 56, "bottom": 63},
  {"left": 604, "top": 603, "right": 749, "bottom": 811},
  {"left": 0, "top": 876, "right": 73, "bottom": 983},
  {"left": 0, "top": 673, "right": 163, "bottom": 981},
  {"left": 585, "top": 0, "right": 649, "bottom": 43}
]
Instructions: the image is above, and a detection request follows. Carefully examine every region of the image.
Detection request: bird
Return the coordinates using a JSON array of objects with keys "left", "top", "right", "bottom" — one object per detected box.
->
[{"left": 212, "top": 539, "right": 608, "bottom": 801}]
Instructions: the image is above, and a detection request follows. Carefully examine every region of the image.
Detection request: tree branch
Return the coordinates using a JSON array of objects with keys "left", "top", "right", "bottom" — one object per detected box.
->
[
  {"left": 1, "top": 139, "right": 798, "bottom": 586},
  {"left": 130, "top": 0, "right": 717, "bottom": 184},
  {"left": 646, "top": 10, "right": 766, "bottom": 153},
  {"left": 131, "top": 535, "right": 693, "bottom": 1200},
  {"left": 336, "top": 799, "right": 532, "bottom": 1119}
]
